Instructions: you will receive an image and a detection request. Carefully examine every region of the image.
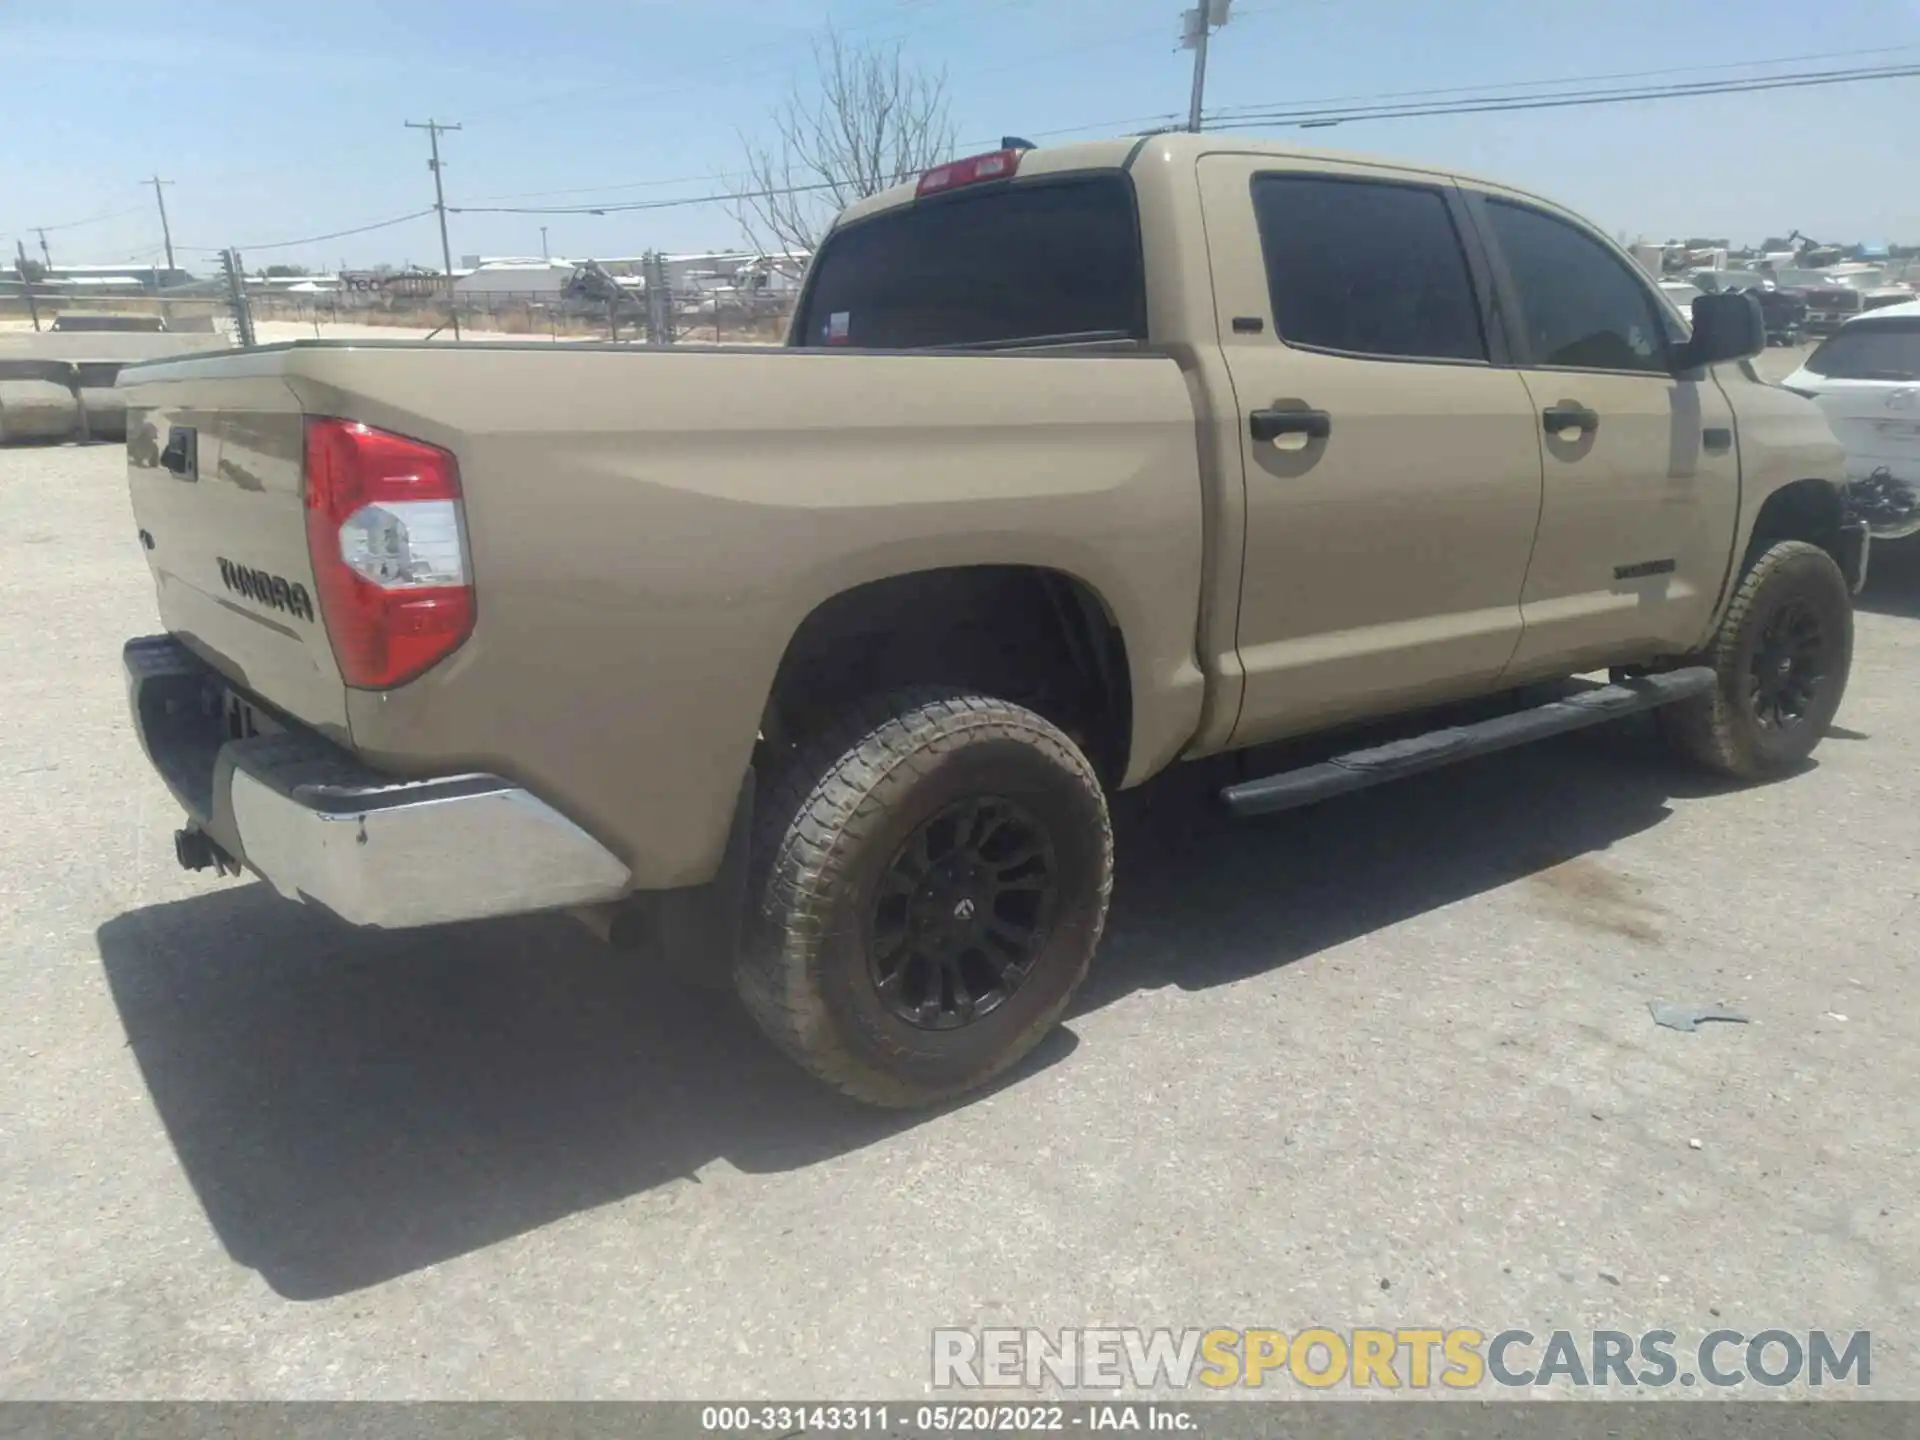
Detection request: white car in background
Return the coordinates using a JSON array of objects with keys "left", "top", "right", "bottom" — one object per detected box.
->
[
  {"left": 1658, "top": 280, "right": 1705, "bottom": 320},
  {"left": 1782, "top": 299, "right": 1920, "bottom": 545}
]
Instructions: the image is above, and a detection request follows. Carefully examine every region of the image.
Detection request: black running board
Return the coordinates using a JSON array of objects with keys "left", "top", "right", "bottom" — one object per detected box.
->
[{"left": 1219, "top": 666, "right": 1718, "bottom": 818}]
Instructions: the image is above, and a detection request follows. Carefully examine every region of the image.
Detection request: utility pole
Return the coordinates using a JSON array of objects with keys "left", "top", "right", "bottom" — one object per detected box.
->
[
  {"left": 406, "top": 118, "right": 463, "bottom": 341},
  {"left": 14, "top": 240, "right": 42, "bottom": 332},
  {"left": 540, "top": 225, "right": 549, "bottom": 260},
  {"left": 1182, "top": 0, "right": 1232, "bottom": 133},
  {"left": 148, "top": 176, "right": 176, "bottom": 271},
  {"left": 33, "top": 228, "right": 52, "bottom": 268}
]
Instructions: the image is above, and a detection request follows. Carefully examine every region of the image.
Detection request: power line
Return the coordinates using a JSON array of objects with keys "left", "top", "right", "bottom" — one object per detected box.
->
[
  {"left": 456, "top": 66, "right": 1919, "bottom": 221},
  {"left": 67, "top": 242, "right": 171, "bottom": 267},
  {"left": 1206, "top": 42, "right": 1920, "bottom": 117},
  {"left": 176, "top": 209, "right": 435, "bottom": 254},
  {"left": 30, "top": 200, "right": 151, "bottom": 234},
  {"left": 459, "top": 168, "right": 751, "bottom": 206},
  {"left": 450, "top": 180, "right": 846, "bottom": 218},
  {"left": 438, "top": 42, "right": 1920, "bottom": 221},
  {"left": 452, "top": 62, "right": 1920, "bottom": 220},
  {"left": 1206, "top": 60, "right": 1920, "bottom": 129},
  {"left": 43, "top": 42, "right": 1916, "bottom": 265}
]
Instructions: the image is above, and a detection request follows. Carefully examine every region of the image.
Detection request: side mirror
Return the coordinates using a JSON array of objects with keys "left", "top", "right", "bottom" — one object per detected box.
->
[{"left": 1676, "top": 291, "right": 1765, "bottom": 369}]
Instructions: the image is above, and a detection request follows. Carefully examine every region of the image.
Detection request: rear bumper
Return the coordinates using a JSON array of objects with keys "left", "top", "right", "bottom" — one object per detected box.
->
[{"left": 124, "top": 635, "right": 631, "bottom": 928}]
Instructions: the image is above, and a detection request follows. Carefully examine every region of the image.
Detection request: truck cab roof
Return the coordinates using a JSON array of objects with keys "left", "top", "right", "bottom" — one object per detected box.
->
[{"left": 830, "top": 132, "right": 1487, "bottom": 232}]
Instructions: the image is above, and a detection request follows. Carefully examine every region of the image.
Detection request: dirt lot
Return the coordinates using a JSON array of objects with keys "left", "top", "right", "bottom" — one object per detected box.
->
[{"left": 2, "top": 403, "right": 1917, "bottom": 1399}]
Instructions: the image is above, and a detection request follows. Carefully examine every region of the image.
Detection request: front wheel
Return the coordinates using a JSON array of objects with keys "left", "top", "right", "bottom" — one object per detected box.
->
[
  {"left": 736, "top": 688, "right": 1113, "bottom": 1108},
  {"left": 1663, "top": 539, "right": 1854, "bottom": 778}
]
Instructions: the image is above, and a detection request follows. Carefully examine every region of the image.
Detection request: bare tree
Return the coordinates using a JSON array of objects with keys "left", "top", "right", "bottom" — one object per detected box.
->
[{"left": 737, "top": 28, "right": 957, "bottom": 273}]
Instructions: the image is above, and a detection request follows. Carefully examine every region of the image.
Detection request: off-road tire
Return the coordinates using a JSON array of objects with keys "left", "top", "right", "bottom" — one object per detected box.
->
[
  {"left": 736, "top": 688, "right": 1113, "bottom": 1108},
  {"left": 1663, "top": 539, "right": 1853, "bottom": 778}
]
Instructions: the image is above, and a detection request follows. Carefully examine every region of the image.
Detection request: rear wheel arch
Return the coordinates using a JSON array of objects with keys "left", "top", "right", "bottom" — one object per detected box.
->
[{"left": 759, "top": 565, "right": 1135, "bottom": 789}]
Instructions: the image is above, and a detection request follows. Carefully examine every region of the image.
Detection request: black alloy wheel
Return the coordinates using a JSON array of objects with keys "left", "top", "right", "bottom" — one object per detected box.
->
[
  {"left": 869, "top": 797, "right": 1058, "bottom": 1030},
  {"left": 1747, "top": 599, "right": 1830, "bottom": 730},
  {"left": 1662, "top": 538, "right": 1853, "bottom": 778}
]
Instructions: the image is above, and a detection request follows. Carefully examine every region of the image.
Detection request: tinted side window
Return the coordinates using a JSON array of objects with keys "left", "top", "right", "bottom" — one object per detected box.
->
[
  {"left": 1251, "top": 175, "right": 1487, "bottom": 362},
  {"left": 1485, "top": 201, "right": 1667, "bottom": 372}
]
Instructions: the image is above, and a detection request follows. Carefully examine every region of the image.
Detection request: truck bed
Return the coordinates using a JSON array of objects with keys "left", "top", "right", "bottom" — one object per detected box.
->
[{"left": 119, "top": 340, "right": 1208, "bottom": 889}]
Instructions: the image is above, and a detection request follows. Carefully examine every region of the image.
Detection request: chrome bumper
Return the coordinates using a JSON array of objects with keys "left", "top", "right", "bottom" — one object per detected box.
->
[{"left": 124, "top": 635, "right": 631, "bottom": 928}]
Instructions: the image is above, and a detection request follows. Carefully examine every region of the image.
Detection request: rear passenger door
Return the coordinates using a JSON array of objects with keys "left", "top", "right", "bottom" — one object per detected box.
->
[
  {"left": 1465, "top": 190, "right": 1740, "bottom": 676},
  {"left": 1197, "top": 157, "right": 1546, "bottom": 744}
]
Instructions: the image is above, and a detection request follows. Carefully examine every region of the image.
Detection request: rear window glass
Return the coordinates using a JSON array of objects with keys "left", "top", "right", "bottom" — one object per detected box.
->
[
  {"left": 795, "top": 175, "right": 1145, "bottom": 350},
  {"left": 1805, "top": 319, "right": 1920, "bottom": 381}
]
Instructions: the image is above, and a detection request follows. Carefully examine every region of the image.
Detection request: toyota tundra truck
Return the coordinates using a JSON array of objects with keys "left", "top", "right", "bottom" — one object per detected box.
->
[{"left": 118, "top": 134, "right": 1866, "bottom": 1107}]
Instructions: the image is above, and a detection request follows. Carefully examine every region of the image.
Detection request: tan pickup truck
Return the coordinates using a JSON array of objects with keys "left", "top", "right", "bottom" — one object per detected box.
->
[{"left": 120, "top": 134, "right": 1865, "bottom": 1107}]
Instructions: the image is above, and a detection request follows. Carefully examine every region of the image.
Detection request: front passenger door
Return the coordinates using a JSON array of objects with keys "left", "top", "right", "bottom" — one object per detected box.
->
[{"left": 1470, "top": 193, "right": 1740, "bottom": 677}]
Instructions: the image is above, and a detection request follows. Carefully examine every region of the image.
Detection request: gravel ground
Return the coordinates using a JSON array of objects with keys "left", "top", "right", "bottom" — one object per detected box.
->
[{"left": 2, "top": 410, "right": 1917, "bottom": 1401}]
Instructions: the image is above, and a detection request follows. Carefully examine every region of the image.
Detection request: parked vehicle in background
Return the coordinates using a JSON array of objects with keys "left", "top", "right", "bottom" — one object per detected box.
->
[
  {"left": 1783, "top": 299, "right": 1920, "bottom": 545},
  {"left": 1862, "top": 286, "right": 1918, "bottom": 314},
  {"left": 1777, "top": 264, "right": 1915, "bottom": 335},
  {"left": 1689, "top": 269, "right": 1771, "bottom": 294},
  {"left": 117, "top": 134, "right": 1863, "bottom": 1107},
  {"left": 1795, "top": 283, "right": 1867, "bottom": 336},
  {"left": 1659, "top": 280, "right": 1706, "bottom": 317},
  {"left": 1755, "top": 288, "right": 1808, "bottom": 346}
]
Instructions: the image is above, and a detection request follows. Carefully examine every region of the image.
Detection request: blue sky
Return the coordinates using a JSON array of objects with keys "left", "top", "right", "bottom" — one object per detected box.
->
[{"left": 3, "top": 0, "right": 1917, "bottom": 273}]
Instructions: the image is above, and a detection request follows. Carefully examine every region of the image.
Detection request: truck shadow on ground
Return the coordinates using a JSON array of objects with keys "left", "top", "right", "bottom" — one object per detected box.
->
[
  {"left": 1083, "top": 722, "right": 1746, "bottom": 1009},
  {"left": 1857, "top": 540, "right": 1920, "bottom": 620},
  {"left": 96, "top": 724, "right": 1773, "bottom": 1301}
]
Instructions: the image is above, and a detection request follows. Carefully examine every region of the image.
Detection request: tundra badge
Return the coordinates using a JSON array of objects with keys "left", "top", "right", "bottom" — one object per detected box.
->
[{"left": 217, "top": 557, "right": 316, "bottom": 622}]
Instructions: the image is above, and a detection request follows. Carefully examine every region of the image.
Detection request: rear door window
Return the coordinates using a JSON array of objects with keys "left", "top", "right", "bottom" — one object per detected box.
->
[
  {"left": 795, "top": 174, "right": 1146, "bottom": 350},
  {"left": 1250, "top": 174, "right": 1488, "bottom": 362},
  {"left": 1805, "top": 319, "right": 1920, "bottom": 381}
]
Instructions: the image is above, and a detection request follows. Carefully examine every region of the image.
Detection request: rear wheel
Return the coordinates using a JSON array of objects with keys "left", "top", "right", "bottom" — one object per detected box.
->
[
  {"left": 1664, "top": 539, "right": 1853, "bottom": 778},
  {"left": 736, "top": 688, "right": 1112, "bottom": 1108}
]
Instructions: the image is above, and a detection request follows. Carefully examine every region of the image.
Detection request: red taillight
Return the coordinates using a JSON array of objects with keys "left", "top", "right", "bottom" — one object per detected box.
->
[
  {"left": 916, "top": 148, "right": 1023, "bottom": 197},
  {"left": 302, "top": 416, "right": 473, "bottom": 689}
]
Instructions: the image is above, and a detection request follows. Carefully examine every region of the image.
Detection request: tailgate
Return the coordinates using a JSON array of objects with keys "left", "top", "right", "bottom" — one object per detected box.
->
[{"left": 124, "top": 367, "right": 347, "bottom": 737}]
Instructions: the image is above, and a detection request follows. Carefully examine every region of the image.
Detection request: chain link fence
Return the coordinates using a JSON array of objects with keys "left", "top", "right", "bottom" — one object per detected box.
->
[
  {"left": 0, "top": 282, "right": 227, "bottom": 336},
  {"left": 245, "top": 286, "right": 796, "bottom": 344},
  {"left": 5, "top": 268, "right": 800, "bottom": 347}
]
